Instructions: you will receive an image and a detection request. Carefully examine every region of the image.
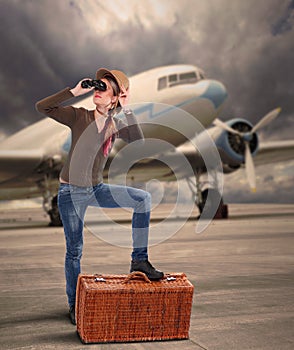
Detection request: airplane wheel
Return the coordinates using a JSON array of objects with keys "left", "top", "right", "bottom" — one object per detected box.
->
[
  {"left": 48, "top": 196, "right": 63, "bottom": 227},
  {"left": 198, "top": 189, "right": 228, "bottom": 219}
]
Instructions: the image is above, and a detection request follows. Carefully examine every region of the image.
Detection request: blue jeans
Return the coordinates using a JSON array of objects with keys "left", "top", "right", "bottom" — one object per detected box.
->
[{"left": 57, "top": 182, "right": 151, "bottom": 307}]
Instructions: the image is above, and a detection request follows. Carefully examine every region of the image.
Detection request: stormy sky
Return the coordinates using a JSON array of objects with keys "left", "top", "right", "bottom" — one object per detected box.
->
[{"left": 0, "top": 0, "right": 293, "bottom": 203}]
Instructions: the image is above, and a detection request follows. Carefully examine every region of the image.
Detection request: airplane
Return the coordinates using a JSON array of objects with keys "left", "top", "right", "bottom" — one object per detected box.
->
[{"left": 0, "top": 64, "right": 293, "bottom": 226}]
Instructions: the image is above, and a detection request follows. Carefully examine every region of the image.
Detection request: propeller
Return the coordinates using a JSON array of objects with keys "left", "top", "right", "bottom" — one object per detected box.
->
[{"left": 213, "top": 107, "right": 281, "bottom": 192}]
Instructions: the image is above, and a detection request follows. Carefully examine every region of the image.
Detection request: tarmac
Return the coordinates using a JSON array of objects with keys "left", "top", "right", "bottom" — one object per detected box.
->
[{"left": 0, "top": 203, "right": 293, "bottom": 350}]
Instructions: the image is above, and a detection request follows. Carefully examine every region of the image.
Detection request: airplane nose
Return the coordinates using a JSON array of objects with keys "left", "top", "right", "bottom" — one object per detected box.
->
[{"left": 200, "top": 80, "right": 227, "bottom": 109}]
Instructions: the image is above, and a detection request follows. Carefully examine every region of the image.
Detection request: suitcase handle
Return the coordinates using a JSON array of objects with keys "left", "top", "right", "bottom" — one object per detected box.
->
[{"left": 123, "top": 271, "right": 152, "bottom": 284}]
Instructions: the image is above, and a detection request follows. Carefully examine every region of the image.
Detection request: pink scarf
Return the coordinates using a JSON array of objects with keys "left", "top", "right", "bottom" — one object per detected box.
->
[
  {"left": 103, "top": 136, "right": 113, "bottom": 157},
  {"left": 102, "top": 117, "right": 117, "bottom": 157}
]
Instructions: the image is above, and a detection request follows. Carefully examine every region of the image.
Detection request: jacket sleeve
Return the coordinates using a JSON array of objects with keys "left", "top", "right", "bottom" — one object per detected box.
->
[
  {"left": 35, "top": 88, "right": 76, "bottom": 127},
  {"left": 115, "top": 112, "right": 144, "bottom": 144}
]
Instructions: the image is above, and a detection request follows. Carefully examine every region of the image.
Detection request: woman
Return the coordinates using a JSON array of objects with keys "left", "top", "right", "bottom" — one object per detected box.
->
[{"left": 35, "top": 68, "right": 164, "bottom": 325}]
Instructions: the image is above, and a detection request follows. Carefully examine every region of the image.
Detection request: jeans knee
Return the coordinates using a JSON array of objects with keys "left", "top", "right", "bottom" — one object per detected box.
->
[{"left": 135, "top": 190, "right": 151, "bottom": 213}]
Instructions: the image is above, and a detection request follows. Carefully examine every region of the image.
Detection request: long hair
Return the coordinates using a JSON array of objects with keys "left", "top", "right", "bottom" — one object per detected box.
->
[
  {"left": 102, "top": 75, "right": 120, "bottom": 157},
  {"left": 105, "top": 75, "right": 121, "bottom": 112}
]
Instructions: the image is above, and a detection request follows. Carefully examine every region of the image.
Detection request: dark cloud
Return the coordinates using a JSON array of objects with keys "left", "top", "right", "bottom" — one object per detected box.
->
[
  {"left": 0, "top": 0, "right": 192, "bottom": 134},
  {"left": 0, "top": 0, "right": 293, "bottom": 137},
  {"left": 271, "top": 0, "right": 294, "bottom": 35}
]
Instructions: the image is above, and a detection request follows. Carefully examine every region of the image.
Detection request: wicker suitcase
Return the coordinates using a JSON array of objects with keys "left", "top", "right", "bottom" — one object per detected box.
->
[{"left": 76, "top": 271, "right": 194, "bottom": 343}]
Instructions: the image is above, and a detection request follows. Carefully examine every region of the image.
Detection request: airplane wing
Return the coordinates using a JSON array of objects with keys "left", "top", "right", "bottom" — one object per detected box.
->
[
  {"left": 0, "top": 146, "right": 64, "bottom": 193},
  {"left": 0, "top": 149, "right": 45, "bottom": 183},
  {"left": 252, "top": 140, "right": 294, "bottom": 166},
  {"left": 123, "top": 139, "right": 294, "bottom": 182},
  {"left": 176, "top": 139, "right": 294, "bottom": 172}
]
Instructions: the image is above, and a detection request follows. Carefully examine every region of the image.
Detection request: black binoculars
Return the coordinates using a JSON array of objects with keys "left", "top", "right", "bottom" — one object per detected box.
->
[{"left": 81, "top": 79, "right": 107, "bottom": 91}]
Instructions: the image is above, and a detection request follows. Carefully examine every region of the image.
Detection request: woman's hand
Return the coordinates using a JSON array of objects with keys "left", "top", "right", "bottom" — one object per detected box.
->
[
  {"left": 70, "top": 78, "right": 94, "bottom": 97},
  {"left": 118, "top": 86, "right": 130, "bottom": 107}
]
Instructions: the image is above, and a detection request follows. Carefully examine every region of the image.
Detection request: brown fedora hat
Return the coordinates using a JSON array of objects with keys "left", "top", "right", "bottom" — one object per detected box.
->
[{"left": 96, "top": 68, "right": 129, "bottom": 92}]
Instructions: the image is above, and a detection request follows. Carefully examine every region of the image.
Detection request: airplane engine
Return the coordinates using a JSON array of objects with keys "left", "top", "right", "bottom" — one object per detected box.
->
[{"left": 212, "top": 118, "right": 259, "bottom": 173}]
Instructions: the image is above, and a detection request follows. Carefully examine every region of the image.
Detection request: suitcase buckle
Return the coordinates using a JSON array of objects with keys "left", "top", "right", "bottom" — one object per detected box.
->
[
  {"left": 166, "top": 276, "right": 176, "bottom": 281},
  {"left": 94, "top": 277, "right": 106, "bottom": 282}
]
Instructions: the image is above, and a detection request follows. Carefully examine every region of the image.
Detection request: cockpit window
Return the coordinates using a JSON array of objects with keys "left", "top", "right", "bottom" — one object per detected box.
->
[
  {"left": 179, "top": 72, "right": 197, "bottom": 81},
  {"left": 158, "top": 71, "right": 201, "bottom": 90}
]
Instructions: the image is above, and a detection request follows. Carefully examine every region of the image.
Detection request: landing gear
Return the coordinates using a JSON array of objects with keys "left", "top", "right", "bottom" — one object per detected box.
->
[
  {"left": 39, "top": 175, "right": 63, "bottom": 227},
  {"left": 199, "top": 188, "right": 228, "bottom": 219},
  {"left": 48, "top": 195, "right": 63, "bottom": 227},
  {"left": 43, "top": 194, "right": 63, "bottom": 227},
  {"left": 186, "top": 172, "right": 228, "bottom": 219}
]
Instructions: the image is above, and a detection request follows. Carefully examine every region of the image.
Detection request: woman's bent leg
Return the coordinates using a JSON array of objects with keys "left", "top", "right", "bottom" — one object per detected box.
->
[
  {"left": 92, "top": 183, "right": 150, "bottom": 258},
  {"left": 92, "top": 183, "right": 163, "bottom": 280}
]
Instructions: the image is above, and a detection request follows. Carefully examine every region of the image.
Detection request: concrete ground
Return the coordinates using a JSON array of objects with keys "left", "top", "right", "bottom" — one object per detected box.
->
[{"left": 0, "top": 203, "right": 293, "bottom": 349}]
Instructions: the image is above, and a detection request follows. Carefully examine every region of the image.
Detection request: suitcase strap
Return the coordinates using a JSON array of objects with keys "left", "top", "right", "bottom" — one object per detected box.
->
[{"left": 123, "top": 271, "right": 152, "bottom": 284}]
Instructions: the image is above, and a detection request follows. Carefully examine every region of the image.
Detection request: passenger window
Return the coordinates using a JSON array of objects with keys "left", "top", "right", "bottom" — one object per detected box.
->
[
  {"left": 169, "top": 74, "right": 178, "bottom": 83},
  {"left": 158, "top": 76, "right": 167, "bottom": 90}
]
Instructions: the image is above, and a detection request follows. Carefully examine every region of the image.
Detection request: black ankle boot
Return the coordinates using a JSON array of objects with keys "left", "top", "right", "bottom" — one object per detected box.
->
[
  {"left": 69, "top": 305, "right": 76, "bottom": 325},
  {"left": 130, "top": 260, "right": 164, "bottom": 281}
]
